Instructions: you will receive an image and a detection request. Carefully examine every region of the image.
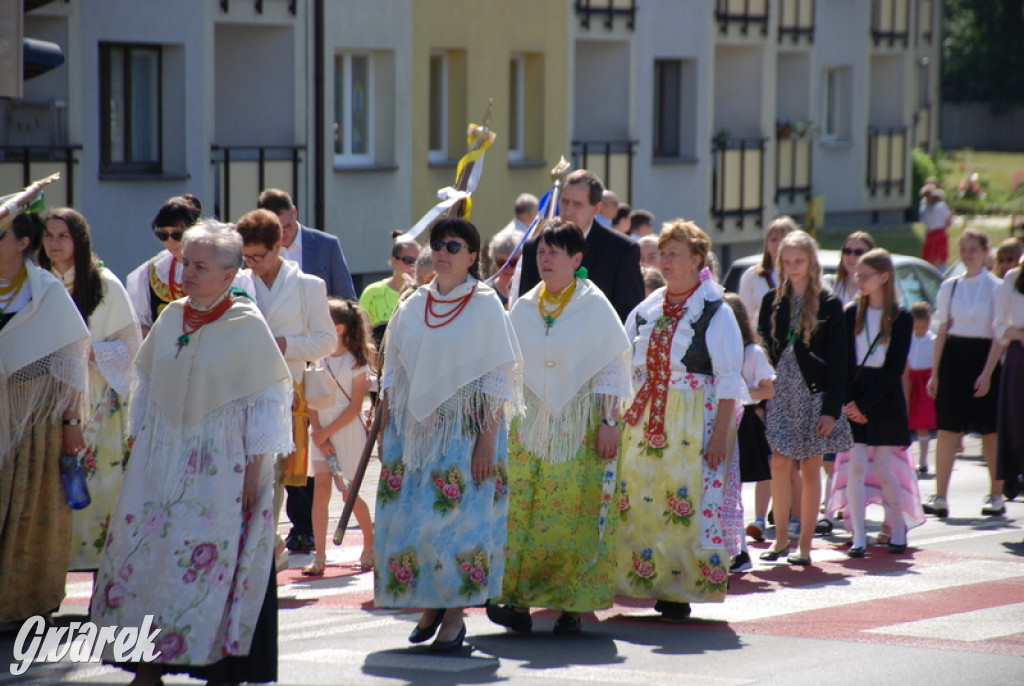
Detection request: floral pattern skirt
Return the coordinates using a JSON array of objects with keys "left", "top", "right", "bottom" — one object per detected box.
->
[
  {"left": 498, "top": 415, "right": 618, "bottom": 612},
  {"left": 373, "top": 419, "right": 509, "bottom": 609},
  {"left": 614, "top": 385, "right": 730, "bottom": 604},
  {"left": 68, "top": 366, "right": 130, "bottom": 571},
  {"left": 0, "top": 421, "right": 70, "bottom": 623}
]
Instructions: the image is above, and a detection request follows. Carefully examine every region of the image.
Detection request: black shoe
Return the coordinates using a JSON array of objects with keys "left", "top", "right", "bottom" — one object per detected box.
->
[
  {"left": 887, "top": 542, "right": 908, "bottom": 554},
  {"left": 1004, "top": 475, "right": 1022, "bottom": 501},
  {"left": 815, "top": 518, "right": 834, "bottom": 535},
  {"left": 485, "top": 603, "right": 532, "bottom": 633},
  {"left": 847, "top": 546, "right": 866, "bottom": 558},
  {"left": 730, "top": 551, "right": 753, "bottom": 573},
  {"left": 658, "top": 601, "right": 691, "bottom": 622},
  {"left": 759, "top": 545, "right": 789, "bottom": 561},
  {"left": 552, "top": 613, "right": 582, "bottom": 634},
  {"left": 285, "top": 532, "right": 315, "bottom": 553},
  {"left": 430, "top": 622, "right": 467, "bottom": 653},
  {"left": 409, "top": 609, "right": 444, "bottom": 644}
]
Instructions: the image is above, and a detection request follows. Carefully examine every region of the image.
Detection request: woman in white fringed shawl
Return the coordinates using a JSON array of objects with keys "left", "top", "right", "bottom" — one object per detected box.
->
[
  {"left": 374, "top": 218, "right": 522, "bottom": 653},
  {"left": 92, "top": 221, "right": 293, "bottom": 685},
  {"left": 39, "top": 207, "right": 142, "bottom": 572},
  {"left": 488, "top": 219, "right": 632, "bottom": 635},
  {"left": 0, "top": 211, "right": 90, "bottom": 626}
]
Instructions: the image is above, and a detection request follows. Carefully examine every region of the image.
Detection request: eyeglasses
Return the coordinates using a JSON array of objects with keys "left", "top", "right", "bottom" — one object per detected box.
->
[
  {"left": 430, "top": 239, "right": 467, "bottom": 255},
  {"left": 843, "top": 247, "right": 867, "bottom": 257},
  {"left": 243, "top": 250, "right": 270, "bottom": 264},
  {"left": 154, "top": 228, "right": 185, "bottom": 243},
  {"left": 396, "top": 255, "right": 417, "bottom": 266}
]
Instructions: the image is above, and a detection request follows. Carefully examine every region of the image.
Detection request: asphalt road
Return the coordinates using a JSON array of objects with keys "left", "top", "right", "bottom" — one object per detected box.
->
[{"left": 4, "top": 436, "right": 1023, "bottom": 685}]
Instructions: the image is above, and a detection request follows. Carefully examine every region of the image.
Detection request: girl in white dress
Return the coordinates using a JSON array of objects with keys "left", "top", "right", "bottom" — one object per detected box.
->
[{"left": 306, "top": 298, "right": 376, "bottom": 575}]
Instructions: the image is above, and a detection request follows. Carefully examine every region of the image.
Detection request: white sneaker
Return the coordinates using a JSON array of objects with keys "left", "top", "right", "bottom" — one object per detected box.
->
[
  {"left": 922, "top": 494, "right": 948, "bottom": 517},
  {"left": 981, "top": 494, "right": 1006, "bottom": 516}
]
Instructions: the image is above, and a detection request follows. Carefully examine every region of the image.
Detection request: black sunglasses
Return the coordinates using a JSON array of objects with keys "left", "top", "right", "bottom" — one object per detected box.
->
[
  {"left": 154, "top": 228, "right": 185, "bottom": 242},
  {"left": 396, "top": 255, "right": 417, "bottom": 265},
  {"left": 430, "top": 239, "right": 467, "bottom": 255},
  {"left": 842, "top": 247, "right": 866, "bottom": 257}
]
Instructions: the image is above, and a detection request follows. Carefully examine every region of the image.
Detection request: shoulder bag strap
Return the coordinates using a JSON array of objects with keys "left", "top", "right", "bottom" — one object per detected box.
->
[{"left": 324, "top": 361, "right": 369, "bottom": 434}]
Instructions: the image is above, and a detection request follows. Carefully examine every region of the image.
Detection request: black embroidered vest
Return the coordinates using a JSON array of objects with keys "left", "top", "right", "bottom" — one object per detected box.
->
[{"left": 681, "top": 298, "right": 722, "bottom": 376}]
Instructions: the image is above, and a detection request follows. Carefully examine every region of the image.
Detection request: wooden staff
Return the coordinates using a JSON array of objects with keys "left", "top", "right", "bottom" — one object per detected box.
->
[{"left": 334, "top": 103, "right": 496, "bottom": 548}]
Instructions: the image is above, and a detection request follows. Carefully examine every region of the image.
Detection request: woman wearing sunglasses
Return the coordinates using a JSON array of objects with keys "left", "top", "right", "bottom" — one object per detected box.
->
[
  {"left": 125, "top": 194, "right": 254, "bottom": 336},
  {"left": 824, "top": 231, "right": 876, "bottom": 306},
  {"left": 374, "top": 218, "right": 521, "bottom": 652},
  {"left": 359, "top": 233, "right": 421, "bottom": 326}
]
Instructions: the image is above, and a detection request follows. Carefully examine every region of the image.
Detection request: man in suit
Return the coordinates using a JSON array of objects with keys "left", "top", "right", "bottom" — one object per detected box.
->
[
  {"left": 517, "top": 170, "right": 644, "bottom": 322},
  {"left": 257, "top": 188, "right": 357, "bottom": 299},
  {"left": 256, "top": 189, "right": 357, "bottom": 554}
]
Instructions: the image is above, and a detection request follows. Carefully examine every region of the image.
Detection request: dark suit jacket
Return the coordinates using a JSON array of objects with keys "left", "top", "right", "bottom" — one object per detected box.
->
[
  {"left": 517, "top": 220, "right": 644, "bottom": 321},
  {"left": 299, "top": 225, "right": 356, "bottom": 299},
  {"left": 758, "top": 289, "right": 848, "bottom": 419}
]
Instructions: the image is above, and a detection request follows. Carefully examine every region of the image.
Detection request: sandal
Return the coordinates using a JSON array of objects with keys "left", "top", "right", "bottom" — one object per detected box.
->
[
  {"left": 876, "top": 524, "right": 892, "bottom": 545},
  {"left": 357, "top": 550, "right": 374, "bottom": 571},
  {"left": 301, "top": 559, "right": 326, "bottom": 576}
]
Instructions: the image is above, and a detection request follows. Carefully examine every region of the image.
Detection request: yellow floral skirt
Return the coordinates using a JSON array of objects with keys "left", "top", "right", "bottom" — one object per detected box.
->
[
  {"left": 499, "top": 415, "right": 618, "bottom": 612},
  {"left": 614, "top": 386, "right": 730, "bottom": 604}
]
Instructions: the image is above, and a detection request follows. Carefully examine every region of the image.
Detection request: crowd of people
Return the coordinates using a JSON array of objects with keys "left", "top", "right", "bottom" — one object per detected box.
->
[{"left": 1, "top": 166, "right": 1022, "bottom": 681}]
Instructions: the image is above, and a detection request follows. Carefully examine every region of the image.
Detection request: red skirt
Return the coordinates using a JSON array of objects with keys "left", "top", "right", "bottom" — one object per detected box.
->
[
  {"left": 907, "top": 368, "right": 936, "bottom": 431},
  {"left": 922, "top": 229, "right": 948, "bottom": 267}
]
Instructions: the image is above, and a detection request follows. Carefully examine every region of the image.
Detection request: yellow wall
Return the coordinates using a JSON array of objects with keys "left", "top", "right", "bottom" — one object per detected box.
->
[{"left": 412, "top": 0, "right": 569, "bottom": 241}]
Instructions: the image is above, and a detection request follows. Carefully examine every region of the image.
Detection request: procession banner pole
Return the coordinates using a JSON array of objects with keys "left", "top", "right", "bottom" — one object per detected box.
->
[{"left": 334, "top": 102, "right": 498, "bottom": 548}]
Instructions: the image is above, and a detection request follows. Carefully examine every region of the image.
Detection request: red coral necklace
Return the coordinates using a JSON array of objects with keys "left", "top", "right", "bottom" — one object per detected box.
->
[
  {"left": 176, "top": 295, "right": 233, "bottom": 357},
  {"left": 424, "top": 284, "right": 476, "bottom": 328}
]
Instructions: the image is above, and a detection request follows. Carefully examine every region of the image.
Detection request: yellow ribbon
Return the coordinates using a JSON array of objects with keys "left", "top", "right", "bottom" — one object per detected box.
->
[{"left": 452, "top": 124, "right": 496, "bottom": 220}]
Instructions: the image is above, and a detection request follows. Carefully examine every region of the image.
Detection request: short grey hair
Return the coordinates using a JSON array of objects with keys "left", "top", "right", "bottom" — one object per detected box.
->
[
  {"left": 514, "top": 193, "right": 538, "bottom": 216},
  {"left": 181, "top": 219, "right": 243, "bottom": 270},
  {"left": 416, "top": 245, "right": 433, "bottom": 269},
  {"left": 489, "top": 226, "right": 522, "bottom": 258}
]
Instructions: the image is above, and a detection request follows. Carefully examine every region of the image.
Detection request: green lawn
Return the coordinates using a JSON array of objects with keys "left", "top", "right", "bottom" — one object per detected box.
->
[
  {"left": 938, "top": 150, "right": 1024, "bottom": 207},
  {"left": 817, "top": 218, "right": 1015, "bottom": 258}
]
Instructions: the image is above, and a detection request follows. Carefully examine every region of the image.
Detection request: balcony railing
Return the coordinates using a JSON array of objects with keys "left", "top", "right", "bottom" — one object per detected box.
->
[
  {"left": 711, "top": 137, "right": 766, "bottom": 230},
  {"left": 914, "top": 105, "right": 931, "bottom": 152},
  {"left": 716, "top": 0, "right": 770, "bottom": 36},
  {"left": 775, "top": 135, "right": 812, "bottom": 202},
  {"left": 218, "top": 0, "right": 297, "bottom": 14},
  {"left": 574, "top": 0, "right": 636, "bottom": 30},
  {"left": 0, "top": 145, "right": 82, "bottom": 208},
  {"left": 917, "top": 0, "right": 934, "bottom": 45},
  {"left": 778, "top": 0, "right": 814, "bottom": 44},
  {"left": 871, "top": 0, "right": 910, "bottom": 47},
  {"left": 571, "top": 139, "right": 636, "bottom": 205},
  {"left": 210, "top": 145, "right": 304, "bottom": 222},
  {"left": 866, "top": 126, "right": 907, "bottom": 196}
]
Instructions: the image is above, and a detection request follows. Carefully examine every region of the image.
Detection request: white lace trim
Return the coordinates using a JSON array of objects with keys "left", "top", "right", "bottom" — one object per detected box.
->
[
  {"left": 92, "top": 322, "right": 141, "bottom": 398},
  {"left": 130, "top": 371, "right": 294, "bottom": 499}
]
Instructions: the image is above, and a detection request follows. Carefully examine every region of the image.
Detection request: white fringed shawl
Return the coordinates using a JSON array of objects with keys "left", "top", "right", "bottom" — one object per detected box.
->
[
  {"left": 0, "top": 264, "right": 90, "bottom": 465},
  {"left": 510, "top": 278, "right": 632, "bottom": 462},
  {"left": 382, "top": 276, "right": 522, "bottom": 472}
]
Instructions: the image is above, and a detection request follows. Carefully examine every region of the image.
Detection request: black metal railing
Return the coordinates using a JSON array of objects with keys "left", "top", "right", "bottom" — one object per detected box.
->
[
  {"left": 571, "top": 139, "right": 637, "bottom": 205},
  {"left": 219, "top": 0, "right": 297, "bottom": 14},
  {"left": 210, "top": 145, "right": 304, "bottom": 222},
  {"left": 778, "top": 0, "right": 814, "bottom": 43},
  {"left": 715, "top": 0, "right": 770, "bottom": 36},
  {"left": 0, "top": 145, "right": 82, "bottom": 207},
  {"left": 711, "top": 137, "right": 766, "bottom": 230},
  {"left": 866, "top": 126, "right": 907, "bottom": 195},
  {"left": 917, "top": 0, "right": 934, "bottom": 44},
  {"left": 574, "top": 0, "right": 636, "bottom": 30},
  {"left": 775, "top": 135, "right": 812, "bottom": 202},
  {"left": 871, "top": 0, "right": 910, "bottom": 47}
]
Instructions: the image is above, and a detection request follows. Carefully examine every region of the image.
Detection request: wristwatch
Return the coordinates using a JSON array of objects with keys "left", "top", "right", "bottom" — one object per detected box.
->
[
  {"left": 62, "top": 418, "right": 82, "bottom": 426},
  {"left": 600, "top": 418, "right": 619, "bottom": 427}
]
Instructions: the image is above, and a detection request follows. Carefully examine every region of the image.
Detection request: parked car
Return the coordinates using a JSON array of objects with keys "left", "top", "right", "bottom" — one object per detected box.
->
[{"left": 723, "top": 250, "right": 943, "bottom": 313}]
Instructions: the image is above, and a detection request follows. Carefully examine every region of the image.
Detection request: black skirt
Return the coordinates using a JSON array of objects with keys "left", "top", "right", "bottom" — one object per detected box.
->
[
  {"left": 997, "top": 341, "right": 1024, "bottom": 481},
  {"left": 849, "top": 366, "right": 911, "bottom": 447},
  {"left": 936, "top": 335, "right": 1000, "bottom": 435},
  {"left": 738, "top": 405, "right": 772, "bottom": 482}
]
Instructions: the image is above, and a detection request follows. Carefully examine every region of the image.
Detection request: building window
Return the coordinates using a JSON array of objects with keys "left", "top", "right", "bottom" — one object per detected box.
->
[
  {"left": 822, "top": 66, "right": 852, "bottom": 141},
  {"left": 334, "top": 53, "right": 373, "bottom": 165},
  {"left": 508, "top": 56, "right": 525, "bottom": 161},
  {"left": 428, "top": 52, "right": 448, "bottom": 162},
  {"left": 653, "top": 60, "right": 682, "bottom": 157},
  {"left": 100, "top": 44, "right": 162, "bottom": 174}
]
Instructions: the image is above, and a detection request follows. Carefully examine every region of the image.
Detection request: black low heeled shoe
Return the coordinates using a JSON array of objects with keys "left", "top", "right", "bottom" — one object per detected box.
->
[
  {"left": 408, "top": 609, "right": 445, "bottom": 644},
  {"left": 887, "top": 542, "right": 908, "bottom": 554},
  {"left": 552, "top": 613, "right": 582, "bottom": 634},
  {"left": 430, "top": 622, "right": 467, "bottom": 653},
  {"left": 485, "top": 602, "right": 533, "bottom": 633},
  {"left": 759, "top": 545, "right": 790, "bottom": 561}
]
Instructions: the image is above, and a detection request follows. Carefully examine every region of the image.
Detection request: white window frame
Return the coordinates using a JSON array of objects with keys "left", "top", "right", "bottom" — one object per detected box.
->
[
  {"left": 822, "top": 66, "right": 851, "bottom": 142},
  {"left": 334, "top": 52, "right": 374, "bottom": 166},
  {"left": 508, "top": 55, "right": 525, "bottom": 162},
  {"left": 428, "top": 52, "right": 448, "bottom": 163}
]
